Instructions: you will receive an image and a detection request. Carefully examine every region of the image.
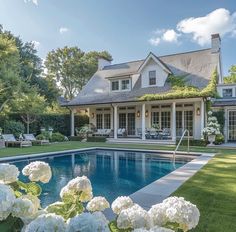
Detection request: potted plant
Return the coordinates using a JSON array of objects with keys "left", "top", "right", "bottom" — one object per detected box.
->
[{"left": 202, "top": 111, "right": 221, "bottom": 145}]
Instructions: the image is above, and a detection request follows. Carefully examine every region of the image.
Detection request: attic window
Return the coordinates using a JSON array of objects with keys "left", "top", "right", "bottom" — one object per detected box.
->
[
  {"left": 223, "top": 88, "right": 233, "bottom": 97},
  {"left": 149, "top": 71, "right": 156, "bottom": 85},
  {"left": 121, "top": 79, "right": 130, "bottom": 90},
  {"left": 111, "top": 81, "right": 119, "bottom": 91}
]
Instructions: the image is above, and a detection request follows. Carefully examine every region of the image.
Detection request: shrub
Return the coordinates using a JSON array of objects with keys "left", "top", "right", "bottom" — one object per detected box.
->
[
  {"left": 50, "top": 132, "right": 65, "bottom": 142},
  {"left": 87, "top": 136, "right": 106, "bottom": 142},
  {"left": 36, "top": 131, "right": 50, "bottom": 140},
  {"left": 69, "top": 136, "right": 84, "bottom": 141},
  {"left": 4, "top": 120, "right": 25, "bottom": 138},
  {"left": 214, "top": 134, "right": 225, "bottom": 145}
]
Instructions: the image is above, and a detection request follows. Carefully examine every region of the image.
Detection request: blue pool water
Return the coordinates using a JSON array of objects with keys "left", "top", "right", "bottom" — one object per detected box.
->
[{"left": 9, "top": 149, "right": 190, "bottom": 207}]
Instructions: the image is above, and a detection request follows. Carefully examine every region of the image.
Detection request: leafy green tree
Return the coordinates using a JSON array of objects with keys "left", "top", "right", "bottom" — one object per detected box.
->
[
  {"left": 12, "top": 90, "right": 46, "bottom": 133},
  {"left": 45, "top": 47, "right": 112, "bottom": 100},
  {"left": 0, "top": 32, "right": 21, "bottom": 112},
  {"left": 224, "top": 65, "right": 236, "bottom": 84}
]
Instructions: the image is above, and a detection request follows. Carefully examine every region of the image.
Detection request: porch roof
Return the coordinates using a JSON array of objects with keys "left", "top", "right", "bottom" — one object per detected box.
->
[
  {"left": 212, "top": 98, "right": 236, "bottom": 107},
  {"left": 65, "top": 48, "right": 220, "bottom": 107}
]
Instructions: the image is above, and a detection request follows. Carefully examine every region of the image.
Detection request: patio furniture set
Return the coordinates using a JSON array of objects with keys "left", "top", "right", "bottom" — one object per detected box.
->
[{"left": 1, "top": 134, "right": 49, "bottom": 148}]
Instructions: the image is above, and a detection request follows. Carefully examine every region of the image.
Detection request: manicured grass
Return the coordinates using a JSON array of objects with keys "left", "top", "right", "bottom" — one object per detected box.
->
[
  {"left": 0, "top": 142, "right": 235, "bottom": 231},
  {"left": 173, "top": 150, "right": 236, "bottom": 232},
  {"left": 0, "top": 141, "right": 221, "bottom": 158}
]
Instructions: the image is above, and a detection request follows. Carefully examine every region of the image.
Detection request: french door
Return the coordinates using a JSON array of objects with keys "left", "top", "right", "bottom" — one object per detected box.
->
[
  {"left": 176, "top": 110, "right": 194, "bottom": 136},
  {"left": 118, "top": 113, "right": 136, "bottom": 136},
  {"left": 228, "top": 111, "right": 236, "bottom": 141}
]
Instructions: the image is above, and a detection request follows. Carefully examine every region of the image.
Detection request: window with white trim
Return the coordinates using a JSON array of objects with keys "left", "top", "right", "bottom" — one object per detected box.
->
[
  {"left": 223, "top": 88, "right": 233, "bottom": 97},
  {"left": 96, "top": 114, "right": 103, "bottom": 129},
  {"left": 121, "top": 79, "right": 130, "bottom": 90},
  {"left": 149, "top": 70, "right": 156, "bottom": 85},
  {"left": 104, "top": 114, "right": 111, "bottom": 129},
  {"left": 151, "top": 112, "right": 159, "bottom": 126},
  {"left": 111, "top": 81, "right": 119, "bottom": 91}
]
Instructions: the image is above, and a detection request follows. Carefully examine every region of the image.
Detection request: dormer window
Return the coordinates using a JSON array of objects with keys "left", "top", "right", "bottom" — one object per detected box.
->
[
  {"left": 149, "top": 70, "right": 156, "bottom": 85},
  {"left": 121, "top": 79, "right": 130, "bottom": 90},
  {"left": 111, "top": 79, "right": 131, "bottom": 92},
  {"left": 111, "top": 81, "right": 119, "bottom": 91},
  {"left": 223, "top": 88, "right": 233, "bottom": 97}
]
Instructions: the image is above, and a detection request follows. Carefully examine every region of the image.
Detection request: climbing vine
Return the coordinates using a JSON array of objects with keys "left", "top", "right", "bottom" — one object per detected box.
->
[{"left": 139, "top": 68, "right": 218, "bottom": 101}]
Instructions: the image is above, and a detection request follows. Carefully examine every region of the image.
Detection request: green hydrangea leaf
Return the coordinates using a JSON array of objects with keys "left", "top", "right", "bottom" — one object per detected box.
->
[{"left": 109, "top": 221, "right": 132, "bottom": 232}]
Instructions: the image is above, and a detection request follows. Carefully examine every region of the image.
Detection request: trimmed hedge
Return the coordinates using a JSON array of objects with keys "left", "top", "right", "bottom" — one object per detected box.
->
[
  {"left": 176, "top": 139, "right": 207, "bottom": 147},
  {"left": 69, "top": 136, "right": 84, "bottom": 141},
  {"left": 0, "top": 114, "right": 89, "bottom": 136},
  {"left": 87, "top": 137, "right": 107, "bottom": 142}
]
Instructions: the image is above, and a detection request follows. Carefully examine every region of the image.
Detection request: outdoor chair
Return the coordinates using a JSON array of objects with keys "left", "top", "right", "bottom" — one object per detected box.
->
[
  {"left": 117, "top": 128, "right": 127, "bottom": 137},
  {"left": 23, "top": 134, "right": 49, "bottom": 145},
  {"left": 159, "top": 128, "right": 171, "bottom": 140},
  {"left": 2, "top": 134, "right": 32, "bottom": 148}
]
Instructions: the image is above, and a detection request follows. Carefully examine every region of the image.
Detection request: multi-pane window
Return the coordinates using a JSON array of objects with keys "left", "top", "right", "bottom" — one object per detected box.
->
[
  {"left": 149, "top": 70, "right": 156, "bottom": 85},
  {"left": 104, "top": 114, "right": 111, "bottom": 129},
  {"left": 119, "top": 113, "right": 126, "bottom": 129},
  {"left": 111, "top": 81, "right": 119, "bottom": 91},
  {"left": 223, "top": 88, "right": 233, "bottom": 97},
  {"left": 96, "top": 114, "right": 103, "bottom": 129},
  {"left": 161, "top": 111, "right": 171, "bottom": 129},
  {"left": 184, "top": 111, "right": 193, "bottom": 136},
  {"left": 228, "top": 111, "right": 236, "bottom": 141},
  {"left": 176, "top": 111, "right": 183, "bottom": 136},
  {"left": 121, "top": 79, "right": 130, "bottom": 90},
  {"left": 151, "top": 112, "right": 159, "bottom": 126}
]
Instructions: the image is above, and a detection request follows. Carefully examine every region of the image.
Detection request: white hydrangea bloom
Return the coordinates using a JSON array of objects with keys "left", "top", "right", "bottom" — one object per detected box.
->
[
  {"left": 163, "top": 197, "right": 200, "bottom": 231},
  {"left": 117, "top": 204, "right": 151, "bottom": 230},
  {"left": 111, "top": 196, "right": 134, "bottom": 214},
  {"left": 66, "top": 212, "right": 109, "bottom": 232},
  {"left": 0, "top": 184, "right": 16, "bottom": 220},
  {"left": 22, "top": 161, "right": 52, "bottom": 183},
  {"left": 12, "top": 197, "right": 34, "bottom": 218},
  {"left": 24, "top": 213, "right": 66, "bottom": 232},
  {"left": 21, "top": 194, "right": 41, "bottom": 213},
  {"left": 86, "top": 196, "right": 110, "bottom": 212},
  {"left": 60, "top": 176, "right": 93, "bottom": 202},
  {"left": 0, "top": 163, "right": 19, "bottom": 184},
  {"left": 148, "top": 203, "right": 169, "bottom": 226},
  {"left": 208, "top": 111, "right": 213, "bottom": 116},
  {"left": 133, "top": 226, "right": 174, "bottom": 232}
]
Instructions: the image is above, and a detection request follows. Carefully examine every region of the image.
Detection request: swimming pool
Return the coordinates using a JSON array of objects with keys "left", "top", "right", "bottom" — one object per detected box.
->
[{"left": 9, "top": 149, "right": 191, "bottom": 207}]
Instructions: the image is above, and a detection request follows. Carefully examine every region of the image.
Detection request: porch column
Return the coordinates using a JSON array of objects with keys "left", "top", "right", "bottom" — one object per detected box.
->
[
  {"left": 141, "top": 103, "right": 146, "bottom": 140},
  {"left": 114, "top": 105, "right": 118, "bottom": 139},
  {"left": 171, "top": 102, "right": 176, "bottom": 142},
  {"left": 200, "top": 100, "right": 205, "bottom": 138},
  {"left": 70, "top": 109, "right": 76, "bottom": 136}
]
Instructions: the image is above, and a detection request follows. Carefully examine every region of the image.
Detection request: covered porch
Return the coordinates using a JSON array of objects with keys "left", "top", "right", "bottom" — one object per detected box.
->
[{"left": 70, "top": 98, "right": 205, "bottom": 144}]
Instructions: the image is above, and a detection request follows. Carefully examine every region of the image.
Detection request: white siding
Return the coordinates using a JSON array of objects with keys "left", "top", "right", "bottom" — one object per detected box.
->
[{"left": 141, "top": 59, "right": 168, "bottom": 88}]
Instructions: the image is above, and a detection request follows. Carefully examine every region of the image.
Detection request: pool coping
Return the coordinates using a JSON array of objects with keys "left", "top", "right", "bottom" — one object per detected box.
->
[{"left": 0, "top": 146, "right": 207, "bottom": 162}]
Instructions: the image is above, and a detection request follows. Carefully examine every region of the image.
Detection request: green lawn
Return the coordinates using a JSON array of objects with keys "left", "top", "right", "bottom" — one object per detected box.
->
[{"left": 0, "top": 142, "right": 235, "bottom": 231}]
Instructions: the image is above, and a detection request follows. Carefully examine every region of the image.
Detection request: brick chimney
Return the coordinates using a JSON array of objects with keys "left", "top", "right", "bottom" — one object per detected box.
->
[
  {"left": 211, "top": 34, "right": 221, "bottom": 53},
  {"left": 98, "top": 58, "right": 111, "bottom": 70}
]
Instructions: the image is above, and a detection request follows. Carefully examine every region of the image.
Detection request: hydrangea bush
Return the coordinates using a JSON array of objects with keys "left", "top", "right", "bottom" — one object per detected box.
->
[{"left": 0, "top": 161, "right": 200, "bottom": 232}]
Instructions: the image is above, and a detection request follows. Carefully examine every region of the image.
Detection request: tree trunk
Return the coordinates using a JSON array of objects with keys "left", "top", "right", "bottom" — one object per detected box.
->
[{"left": 27, "top": 114, "right": 30, "bottom": 134}]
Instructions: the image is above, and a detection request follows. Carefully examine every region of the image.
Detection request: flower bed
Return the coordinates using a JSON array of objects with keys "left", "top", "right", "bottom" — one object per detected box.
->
[{"left": 0, "top": 161, "right": 200, "bottom": 231}]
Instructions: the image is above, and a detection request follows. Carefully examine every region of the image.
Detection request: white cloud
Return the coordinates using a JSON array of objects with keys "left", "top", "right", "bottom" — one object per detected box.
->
[
  {"left": 59, "top": 27, "right": 69, "bottom": 34},
  {"left": 32, "top": 40, "right": 40, "bottom": 49},
  {"left": 149, "top": 37, "right": 161, "bottom": 46},
  {"left": 24, "top": 0, "right": 38, "bottom": 6},
  {"left": 177, "top": 8, "right": 236, "bottom": 46},
  {"left": 162, "top": 29, "right": 179, "bottom": 42},
  {"left": 149, "top": 29, "right": 179, "bottom": 46}
]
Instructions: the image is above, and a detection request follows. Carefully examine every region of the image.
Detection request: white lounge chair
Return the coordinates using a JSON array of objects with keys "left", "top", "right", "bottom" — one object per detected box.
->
[
  {"left": 2, "top": 134, "right": 32, "bottom": 148},
  {"left": 23, "top": 134, "right": 49, "bottom": 145}
]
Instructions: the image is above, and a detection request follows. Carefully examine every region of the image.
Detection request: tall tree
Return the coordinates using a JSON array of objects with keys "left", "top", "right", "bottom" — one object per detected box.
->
[
  {"left": 45, "top": 47, "right": 112, "bottom": 100},
  {"left": 224, "top": 65, "right": 236, "bottom": 84},
  {"left": 12, "top": 90, "right": 46, "bottom": 133},
  {"left": 0, "top": 32, "right": 21, "bottom": 112}
]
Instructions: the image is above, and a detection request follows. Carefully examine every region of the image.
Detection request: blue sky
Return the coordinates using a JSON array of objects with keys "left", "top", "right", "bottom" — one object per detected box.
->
[{"left": 0, "top": 0, "right": 235, "bottom": 75}]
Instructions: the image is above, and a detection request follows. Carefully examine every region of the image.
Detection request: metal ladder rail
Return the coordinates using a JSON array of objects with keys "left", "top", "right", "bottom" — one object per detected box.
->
[{"left": 173, "top": 129, "right": 190, "bottom": 161}]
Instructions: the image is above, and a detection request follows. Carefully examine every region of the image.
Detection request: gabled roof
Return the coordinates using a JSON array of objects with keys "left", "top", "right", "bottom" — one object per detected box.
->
[
  {"left": 138, "top": 52, "right": 172, "bottom": 74},
  {"left": 66, "top": 48, "right": 220, "bottom": 106}
]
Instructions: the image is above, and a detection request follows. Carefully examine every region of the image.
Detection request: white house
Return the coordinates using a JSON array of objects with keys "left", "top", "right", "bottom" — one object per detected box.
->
[{"left": 64, "top": 34, "right": 224, "bottom": 144}]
